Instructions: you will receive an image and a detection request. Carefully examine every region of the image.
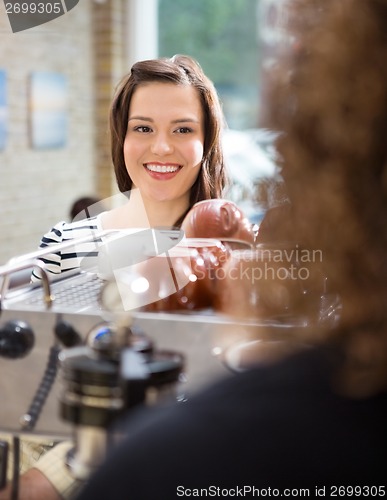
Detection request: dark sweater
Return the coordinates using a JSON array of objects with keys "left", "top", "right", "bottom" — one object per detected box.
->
[{"left": 77, "top": 346, "right": 387, "bottom": 499}]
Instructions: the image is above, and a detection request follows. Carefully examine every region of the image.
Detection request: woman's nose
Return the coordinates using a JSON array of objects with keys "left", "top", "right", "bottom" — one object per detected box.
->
[{"left": 150, "top": 133, "right": 173, "bottom": 155}]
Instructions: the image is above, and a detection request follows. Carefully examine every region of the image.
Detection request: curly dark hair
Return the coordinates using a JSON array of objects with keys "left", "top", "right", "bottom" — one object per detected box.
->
[
  {"left": 109, "top": 55, "right": 228, "bottom": 225},
  {"left": 267, "top": 0, "right": 387, "bottom": 396}
]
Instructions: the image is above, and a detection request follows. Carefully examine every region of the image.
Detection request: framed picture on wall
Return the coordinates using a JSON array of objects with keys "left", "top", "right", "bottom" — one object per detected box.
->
[
  {"left": 29, "top": 71, "right": 68, "bottom": 149},
  {"left": 0, "top": 70, "right": 6, "bottom": 150}
]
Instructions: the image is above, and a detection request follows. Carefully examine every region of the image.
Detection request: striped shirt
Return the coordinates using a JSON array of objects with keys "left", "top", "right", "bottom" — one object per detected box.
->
[{"left": 31, "top": 215, "right": 104, "bottom": 281}]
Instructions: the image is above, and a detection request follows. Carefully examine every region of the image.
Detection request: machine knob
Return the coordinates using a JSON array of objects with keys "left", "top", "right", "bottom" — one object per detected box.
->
[
  {"left": 54, "top": 320, "right": 82, "bottom": 347},
  {"left": 0, "top": 320, "right": 35, "bottom": 359}
]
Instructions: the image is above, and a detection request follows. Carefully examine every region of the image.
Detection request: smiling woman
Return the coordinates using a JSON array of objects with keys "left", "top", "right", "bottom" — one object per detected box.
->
[{"left": 123, "top": 82, "right": 204, "bottom": 223}]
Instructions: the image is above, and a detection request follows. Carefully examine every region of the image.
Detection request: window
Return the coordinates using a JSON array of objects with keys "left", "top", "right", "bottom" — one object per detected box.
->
[{"left": 158, "top": 0, "right": 261, "bottom": 130}]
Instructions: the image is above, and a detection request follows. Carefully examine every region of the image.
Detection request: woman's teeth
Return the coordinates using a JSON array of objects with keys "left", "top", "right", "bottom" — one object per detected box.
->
[{"left": 145, "top": 164, "right": 180, "bottom": 173}]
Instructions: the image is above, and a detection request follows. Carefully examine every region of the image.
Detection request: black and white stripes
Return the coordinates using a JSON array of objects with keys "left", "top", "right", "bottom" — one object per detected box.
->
[{"left": 31, "top": 216, "right": 103, "bottom": 281}]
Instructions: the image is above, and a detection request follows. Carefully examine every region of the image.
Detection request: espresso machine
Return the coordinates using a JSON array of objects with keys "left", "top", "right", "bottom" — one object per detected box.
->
[{"left": 0, "top": 229, "right": 341, "bottom": 494}]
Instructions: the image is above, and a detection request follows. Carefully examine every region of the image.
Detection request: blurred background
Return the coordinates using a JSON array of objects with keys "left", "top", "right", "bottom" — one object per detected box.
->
[{"left": 0, "top": 0, "right": 287, "bottom": 264}]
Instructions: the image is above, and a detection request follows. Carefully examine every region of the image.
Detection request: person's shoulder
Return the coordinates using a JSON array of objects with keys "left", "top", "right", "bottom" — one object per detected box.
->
[
  {"left": 65, "top": 215, "right": 101, "bottom": 230},
  {"left": 239, "top": 345, "right": 335, "bottom": 389},
  {"left": 186, "top": 345, "right": 337, "bottom": 415},
  {"left": 56, "top": 215, "right": 101, "bottom": 239},
  {"left": 40, "top": 215, "right": 102, "bottom": 247},
  {"left": 40, "top": 220, "right": 67, "bottom": 245}
]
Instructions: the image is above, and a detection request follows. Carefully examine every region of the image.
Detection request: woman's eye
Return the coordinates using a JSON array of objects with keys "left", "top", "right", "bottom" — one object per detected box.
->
[
  {"left": 134, "top": 126, "right": 152, "bottom": 133},
  {"left": 175, "top": 127, "right": 192, "bottom": 134}
]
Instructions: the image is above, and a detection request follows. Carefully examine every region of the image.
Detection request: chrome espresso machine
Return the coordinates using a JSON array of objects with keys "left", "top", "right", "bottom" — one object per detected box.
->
[{"left": 0, "top": 229, "right": 341, "bottom": 492}]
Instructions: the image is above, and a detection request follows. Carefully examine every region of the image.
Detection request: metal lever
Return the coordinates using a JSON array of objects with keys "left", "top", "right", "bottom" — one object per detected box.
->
[
  {"left": 0, "top": 260, "right": 54, "bottom": 312},
  {"left": 0, "top": 228, "right": 118, "bottom": 311}
]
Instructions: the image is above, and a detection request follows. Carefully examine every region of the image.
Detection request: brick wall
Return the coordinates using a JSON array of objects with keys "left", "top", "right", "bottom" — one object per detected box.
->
[
  {"left": 93, "top": 0, "right": 126, "bottom": 201},
  {"left": 0, "top": 2, "right": 97, "bottom": 264}
]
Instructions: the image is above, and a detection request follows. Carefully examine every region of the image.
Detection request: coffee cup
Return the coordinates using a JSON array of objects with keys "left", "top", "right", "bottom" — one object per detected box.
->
[{"left": 182, "top": 199, "right": 255, "bottom": 244}]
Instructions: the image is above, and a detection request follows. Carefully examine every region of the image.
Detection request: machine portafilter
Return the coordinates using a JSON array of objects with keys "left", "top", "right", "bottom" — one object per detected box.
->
[{"left": 58, "top": 283, "right": 185, "bottom": 481}]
